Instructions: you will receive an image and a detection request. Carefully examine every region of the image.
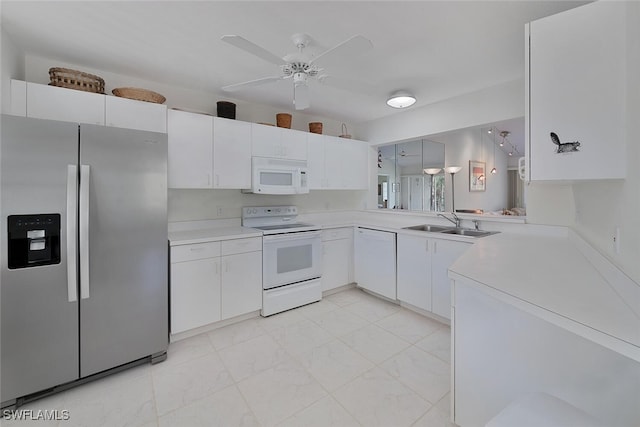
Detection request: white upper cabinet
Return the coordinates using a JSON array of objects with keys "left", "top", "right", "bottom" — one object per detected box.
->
[
  {"left": 168, "top": 109, "right": 213, "bottom": 189},
  {"left": 526, "top": 1, "right": 626, "bottom": 181},
  {"left": 340, "top": 139, "right": 369, "bottom": 190},
  {"left": 105, "top": 95, "right": 167, "bottom": 133},
  {"left": 251, "top": 123, "right": 307, "bottom": 160},
  {"left": 12, "top": 80, "right": 166, "bottom": 133},
  {"left": 25, "top": 82, "right": 105, "bottom": 125},
  {"left": 9, "top": 79, "right": 26, "bottom": 116},
  {"left": 308, "top": 134, "right": 369, "bottom": 190},
  {"left": 307, "top": 133, "right": 327, "bottom": 189},
  {"left": 168, "top": 112, "right": 252, "bottom": 189},
  {"left": 212, "top": 117, "right": 251, "bottom": 189}
]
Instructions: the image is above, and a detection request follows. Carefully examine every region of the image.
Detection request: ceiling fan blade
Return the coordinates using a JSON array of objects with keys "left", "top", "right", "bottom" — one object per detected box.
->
[
  {"left": 310, "top": 35, "right": 373, "bottom": 67},
  {"left": 222, "top": 76, "right": 284, "bottom": 92},
  {"left": 221, "top": 35, "right": 286, "bottom": 66},
  {"left": 294, "top": 83, "right": 310, "bottom": 110}
]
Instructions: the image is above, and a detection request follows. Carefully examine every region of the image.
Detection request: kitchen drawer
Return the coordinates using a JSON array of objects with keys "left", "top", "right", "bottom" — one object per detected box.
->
[
  {"left": 322, "top": 227, "right": 353, "bottom": 241},
  {"left": 171, "top": 241, "right": 221, "bottom": 263},
  {"left": 221, "top": 237, "right": 262, "bottom": 256}
]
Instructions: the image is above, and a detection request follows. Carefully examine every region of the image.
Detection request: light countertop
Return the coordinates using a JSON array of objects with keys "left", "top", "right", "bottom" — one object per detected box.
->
[
  {"left": 449, "top": 232, "right": 640, "bottom": 361},
  {"left": 169, "top": 226, "right": 262, "bottom": 246}
]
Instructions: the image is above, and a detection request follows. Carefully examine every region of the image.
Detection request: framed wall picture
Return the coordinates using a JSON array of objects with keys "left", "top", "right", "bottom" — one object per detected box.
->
[{"left": 469, "top": 160, "right": 486, "bottom": 192}]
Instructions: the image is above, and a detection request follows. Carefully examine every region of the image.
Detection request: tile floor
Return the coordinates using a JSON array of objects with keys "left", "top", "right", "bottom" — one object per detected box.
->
[{"left": 4, "top": 288, "right": 455, "bottom": 427}]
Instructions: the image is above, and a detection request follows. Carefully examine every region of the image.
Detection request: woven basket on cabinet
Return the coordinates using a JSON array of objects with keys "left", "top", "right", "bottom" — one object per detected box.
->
[
  {"left": 48, "top": 67, "right": 105, "bottom": 93},
  {"left": 112, "top": 87, "right": 166, "bottom": 104}
]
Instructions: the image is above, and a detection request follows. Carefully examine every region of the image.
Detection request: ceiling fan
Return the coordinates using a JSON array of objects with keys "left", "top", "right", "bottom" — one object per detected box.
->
[
  {"left": 398, "top": 150, "right": 420, "bottom": 157},
  {"left": 220, "top": 33, "right": 373, "bottom": 110}
]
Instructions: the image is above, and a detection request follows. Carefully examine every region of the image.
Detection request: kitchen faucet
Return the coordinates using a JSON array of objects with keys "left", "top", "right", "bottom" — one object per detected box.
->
[{"left": 438, "top": 212, "right": 461, "bottom": 228}]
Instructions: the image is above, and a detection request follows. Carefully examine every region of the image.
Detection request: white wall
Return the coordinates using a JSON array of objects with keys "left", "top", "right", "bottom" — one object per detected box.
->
[
  {"left": 356, "top": 79, "right": 524, "bottom": 145},
  {"left": 19, "top": 54, "right": 369, "bottom": 221},
  {"left": 431, "top": 128, "right": 509, "bottom": 212},
  {"left": 168, "top": 189, "right": 368, "bottom": 222},
  {"left": 570, "top": 1, "right": 640, "bottom": 284},
  {"left": 1, "top": 29, "right": 25, "bottom": 113},
  {"left": 23, "top": 54, "right": 359, "bottom": 139}
]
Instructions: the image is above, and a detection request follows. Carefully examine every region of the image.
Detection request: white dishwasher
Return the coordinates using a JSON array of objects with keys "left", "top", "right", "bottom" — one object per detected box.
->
[{"left": 354, "top": 227, "right": 396, "bottom": 300}]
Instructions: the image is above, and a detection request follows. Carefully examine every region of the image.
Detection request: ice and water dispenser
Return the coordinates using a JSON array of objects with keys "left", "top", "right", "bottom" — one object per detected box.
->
[{"left": 7, "top": 214, "right": 61, "bottom": 269}]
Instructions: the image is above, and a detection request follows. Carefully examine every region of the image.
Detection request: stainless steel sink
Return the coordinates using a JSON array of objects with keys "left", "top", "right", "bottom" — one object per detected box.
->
[
  {"left": 402, "top": 224, "right": 498, "bottom": 238},
  {"left": 402, "top": 224, "right": 454, "bottom": 233},
  {"left": 439, "top": 228, "right": 495, "bottom": 237}
]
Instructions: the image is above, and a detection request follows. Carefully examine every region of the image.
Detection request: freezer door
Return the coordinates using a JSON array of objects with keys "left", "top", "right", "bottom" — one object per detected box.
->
[
  {"left": 79, "top": 124, "right": 168, "bottom": 377},
  {"left": 1, "top": 115, "right": 80, "bottom": 403}
]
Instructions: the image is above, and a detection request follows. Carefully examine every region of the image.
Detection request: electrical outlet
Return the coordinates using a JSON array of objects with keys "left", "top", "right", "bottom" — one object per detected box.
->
[{"left": 216, "top": 207, "right": 223, "bottom": 217}]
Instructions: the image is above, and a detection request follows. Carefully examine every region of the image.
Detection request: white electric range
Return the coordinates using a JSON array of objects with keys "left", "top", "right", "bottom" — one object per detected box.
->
[{"left": 242, "top": 206, "right": 322, "bottom": 316}]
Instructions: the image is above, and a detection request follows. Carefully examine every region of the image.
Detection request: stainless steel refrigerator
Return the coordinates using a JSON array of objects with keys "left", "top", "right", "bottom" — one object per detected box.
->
[{"left": 1, "top": 114, "right": 169, "bottom": 407}]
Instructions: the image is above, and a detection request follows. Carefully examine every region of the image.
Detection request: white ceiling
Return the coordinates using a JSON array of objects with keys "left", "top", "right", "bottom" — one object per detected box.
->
[{"left": 1, "top": 1, "right": 587, "bottom": 124}]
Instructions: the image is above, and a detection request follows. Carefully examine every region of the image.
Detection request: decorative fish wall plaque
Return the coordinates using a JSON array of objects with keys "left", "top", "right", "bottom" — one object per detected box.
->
[{"left": 550, "top": 132, "right": 580, "bottom": 153}]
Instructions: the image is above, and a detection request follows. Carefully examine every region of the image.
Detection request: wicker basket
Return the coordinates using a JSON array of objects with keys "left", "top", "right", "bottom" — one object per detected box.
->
[
  {"left": 338, "top": 123, "right": 352, "bottom": 139},
  {"left": 112, "top": 87, "right": 166, "bottom": 104},
  {"left": 309, "top": 122, "right": 323, "bottom": 134},
  {"left": 49, "top": 67, "right": 105, "bottom": 93},
  {"left": 276, "top": 113, "right": 292, "bottom": 129}
]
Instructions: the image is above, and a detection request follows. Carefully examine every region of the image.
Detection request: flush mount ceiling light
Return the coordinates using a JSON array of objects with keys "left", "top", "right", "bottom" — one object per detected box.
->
[{"left": 386, "top": 91, "right": 416, "bottom": 109}]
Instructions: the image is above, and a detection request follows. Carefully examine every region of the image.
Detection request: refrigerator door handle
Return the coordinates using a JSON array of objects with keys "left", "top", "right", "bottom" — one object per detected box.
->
[
  {"left": 66, "top": 165, "right": 78, "bottom": 302},
  {"left": 80, "top": 164, "right": 91, "bottom": 299}
]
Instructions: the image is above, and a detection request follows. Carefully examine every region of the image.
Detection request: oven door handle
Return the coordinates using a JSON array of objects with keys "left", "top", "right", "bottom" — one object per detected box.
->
[{"left": 263, "top": 230, "right": 322, "bottom": 243}]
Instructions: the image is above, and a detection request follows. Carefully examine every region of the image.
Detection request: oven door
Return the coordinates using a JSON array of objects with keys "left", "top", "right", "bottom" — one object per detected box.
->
[{"left": 263, "top": 230, "right": 322, "bottom": 289}]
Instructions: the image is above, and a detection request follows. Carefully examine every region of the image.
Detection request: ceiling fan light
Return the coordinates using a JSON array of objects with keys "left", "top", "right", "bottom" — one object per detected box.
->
[
  {"left": 491, "top": 167, "right": 497, "bottom": 174},
  {"left": 387, "top": 91, "right": 416, "bottom": 108}
]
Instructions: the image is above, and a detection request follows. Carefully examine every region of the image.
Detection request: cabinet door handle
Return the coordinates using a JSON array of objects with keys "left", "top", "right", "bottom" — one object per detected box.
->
[{"left": 434, "top": 241, "right": 438, "bottom": 254}]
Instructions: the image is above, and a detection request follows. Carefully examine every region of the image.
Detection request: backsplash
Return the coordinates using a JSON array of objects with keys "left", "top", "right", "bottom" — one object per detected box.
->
[{"left": 168, "top": 189, "right": 368, "bottom": 222}]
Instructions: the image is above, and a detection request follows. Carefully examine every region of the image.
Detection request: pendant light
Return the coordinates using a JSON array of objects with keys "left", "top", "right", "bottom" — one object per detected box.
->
[{"left": 491, "top": 136, "right": 497, "bottom": 174}]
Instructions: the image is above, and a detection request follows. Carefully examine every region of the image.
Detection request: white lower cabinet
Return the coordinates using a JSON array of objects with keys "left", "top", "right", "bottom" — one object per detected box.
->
[
  {"left": 397, "top": 233, "right": 471, "bottom": 319},
  {"left": 171, "top": 257, "right": 222, "bottom": 334},
  {"left": 431, "top": 239, "right": 471, "bottom": 319},
  {"left": 170, "top": 241, "right": 222, "bottom": 334},
  {"left": 354, "top": 228, "right": 396, "bottom": 300},
  {"left": 221, "top": 250, "right": 262, "bottom": 319},
  {"left": 322, "top": 227, "right": 353, "bottom": 292},
  {"left": 170, "top": 237, "right": 262, "bottom": 335},
  {"left": 397, "top": 234, "right": 432, "bottom": 311}
]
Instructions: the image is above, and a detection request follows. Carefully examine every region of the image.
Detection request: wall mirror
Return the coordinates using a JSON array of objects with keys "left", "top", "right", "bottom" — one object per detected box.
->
[
  {"left": 377, "top": 117, "right": 526, "bottom": 217},
  {"left": 377, "top": 139, "right": 445, "bottom": 211}
]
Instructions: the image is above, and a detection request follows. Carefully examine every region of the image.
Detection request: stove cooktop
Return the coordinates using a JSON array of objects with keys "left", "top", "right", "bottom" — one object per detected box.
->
[{"left": 252, "top": 223, "right": 314, "bottom": 231}]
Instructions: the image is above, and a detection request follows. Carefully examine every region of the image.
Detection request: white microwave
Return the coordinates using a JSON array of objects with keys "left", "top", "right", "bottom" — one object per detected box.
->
[{"left": 247, "top": 157, "right": 309, "bottom": 195}]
